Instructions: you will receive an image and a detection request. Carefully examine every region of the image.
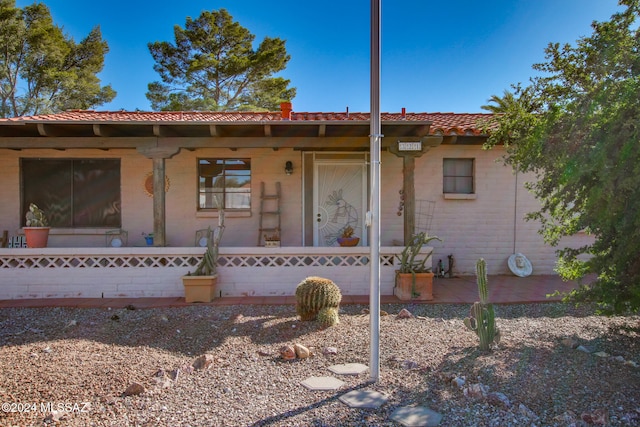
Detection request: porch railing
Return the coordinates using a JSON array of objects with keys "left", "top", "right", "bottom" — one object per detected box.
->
[{"left": 0, "top": 246, "right": 432, "bottom": 300}]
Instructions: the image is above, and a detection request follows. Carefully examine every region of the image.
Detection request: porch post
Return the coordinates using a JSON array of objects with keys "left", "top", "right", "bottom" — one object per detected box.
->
[
  {"left": 152, "top": 157, "right": 166, "bottom": 246},
  {"left": 403, "top": 156, "right": 415, "bottom": 244},
  {"left": 137, "top": 145, "right": 180, "bottom": 247},
  {"left": 389, "top": 136, "right": 443, "bottom": 243}
]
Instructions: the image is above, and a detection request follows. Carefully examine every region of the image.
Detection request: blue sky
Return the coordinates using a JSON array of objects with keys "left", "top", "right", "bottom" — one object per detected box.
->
[{"left": 16, "top": 0, "right": 623, "bottom": 113}]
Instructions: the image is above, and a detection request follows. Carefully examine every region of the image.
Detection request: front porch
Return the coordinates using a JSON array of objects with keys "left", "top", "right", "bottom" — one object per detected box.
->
[{"left": 0, "top": 246, "right": 421, "bottom": 300}]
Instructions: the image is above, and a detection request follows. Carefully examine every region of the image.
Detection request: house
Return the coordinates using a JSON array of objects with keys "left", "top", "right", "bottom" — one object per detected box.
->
[{"left": 0, "top": 105, "right": 591, "bottom": 299}]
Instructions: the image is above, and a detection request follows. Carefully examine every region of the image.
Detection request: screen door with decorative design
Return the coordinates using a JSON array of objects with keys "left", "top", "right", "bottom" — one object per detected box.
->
[{"left": 313, "top": 160, "right": 367, "bottom": 246}]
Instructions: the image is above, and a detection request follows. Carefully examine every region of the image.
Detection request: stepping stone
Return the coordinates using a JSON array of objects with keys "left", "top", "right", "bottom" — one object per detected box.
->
[
  {"left": 390, "top": 406, "right": 443, "bottom": 427},
  {"left": 300, "top": 376, "right": 344, "bottom": 391},
  {"left": 339, "top": 389, "right": 388, "bottom": 409},
  {"left": 328, "top": 363, "right": 369, "bottom": 375}
]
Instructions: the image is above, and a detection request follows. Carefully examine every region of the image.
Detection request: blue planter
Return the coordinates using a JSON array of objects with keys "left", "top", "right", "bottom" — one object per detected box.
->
[{"left": 145, "top": 236, "right": 154, "bottom": 245}]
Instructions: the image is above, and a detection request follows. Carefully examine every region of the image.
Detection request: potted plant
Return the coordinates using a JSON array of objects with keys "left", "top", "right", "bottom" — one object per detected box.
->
[
  {"left": 141, "top": 232, "right": 154, "bottom": 246},
  {"left": 394, "top": 231, "right": 442, "bottom": 300},
  {"left": 24, "top": 203, "right": 50, "bottom": 248},
  {"left": 336, "top": 225, "right": 360, "bottom": 247},
  {"left": 182, "top": 207, "right": 225, "bottom": 303},
  {"left": 264, "top": 232, "right": 280, "bottom": 248}
]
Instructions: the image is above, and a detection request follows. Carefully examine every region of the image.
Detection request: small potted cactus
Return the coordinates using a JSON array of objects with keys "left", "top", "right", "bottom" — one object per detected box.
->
[
  {"left": 336, "top": 225, "right": 359, "bottom": 247},
  {"left": 182, "top": 201, "right": 225, "bottom": 303},
  {"left": 24, "top": 203, "right": 50, "bottom": 248}
]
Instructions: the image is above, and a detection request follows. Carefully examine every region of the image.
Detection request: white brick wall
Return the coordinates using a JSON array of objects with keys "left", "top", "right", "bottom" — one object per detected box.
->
[{"left": 0, "top": 246, "right": 421, "bottom": 299}]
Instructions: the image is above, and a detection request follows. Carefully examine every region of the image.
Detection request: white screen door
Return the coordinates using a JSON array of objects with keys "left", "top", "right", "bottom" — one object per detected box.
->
[{"left": 313, "top": 160, "right": 367, "bottom": 246}]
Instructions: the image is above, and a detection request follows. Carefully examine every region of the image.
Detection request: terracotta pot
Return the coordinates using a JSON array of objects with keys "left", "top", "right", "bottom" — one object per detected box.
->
[
  {"left": 24, "top": 227, "right": 50, "bottom": 248},
  {"left": 182, "top": 275, "right": 218, "bottom": 303},
  {"left": 394, "top": 271, "right": 434, "bottom": 301},
  {"left": 337, "top": 237, "right": 360, "bottom": 247}
]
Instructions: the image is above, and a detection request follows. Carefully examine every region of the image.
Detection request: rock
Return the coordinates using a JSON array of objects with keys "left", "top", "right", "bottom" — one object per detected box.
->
[
  {"left": 561, "top": 337, "right": 579, "bottom": 348},
  {"left": 451, "top": 376, "right": 466, "bottom": 388},
  {"left": 593, "top": 351, "right": 609, "bottom": 358},
  {"left": 576, "top": 345, "right": 592, "bottom": 353},
  {"left": 518, "top": 403, "right": 538, "bottom": 419},
  {"left": 625, "top": 360, "right": 639, "bottom": 368},
  {"left": 293, "top": 343, "right": 311, "bottom": 359},
  {"left": 123, "top": 382, "right": 145, "bottom": 396},
  {"left": 487, "top": 391, "right": 511, "bottom": 409},
  {"left": 257, "top": 349, "right": 271, "bottom": 357},
  {"left": 323, "top": 346, "right": 338, "bottom": 355},
  {"left": 397, "top": 308, "right": 413, "bottom": 319},
  {"left": 279, "top": 345, "right": 296, "bottom": 360},
  {"left": 192, "top": 354, "right": 215, "bottom": 370},
  {"left": 168, "top": 369, "right": 180, "bottom": 382},
  {"left": 401, "top": 360, "right": 419, "bottom": 370},
  {"left": 463, "top": 383, "right": 487, "bottom": 399}
]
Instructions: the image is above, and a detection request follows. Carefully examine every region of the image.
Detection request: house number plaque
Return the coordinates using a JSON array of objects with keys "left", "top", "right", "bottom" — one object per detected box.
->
[{"left": 397, "top": 141, "right": 422, "bottom": 151}]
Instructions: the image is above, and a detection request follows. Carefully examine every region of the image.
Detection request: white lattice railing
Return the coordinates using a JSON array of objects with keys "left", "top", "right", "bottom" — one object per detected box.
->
[{"left": 0, "top": 246, "right": 430, "bottom": 299}]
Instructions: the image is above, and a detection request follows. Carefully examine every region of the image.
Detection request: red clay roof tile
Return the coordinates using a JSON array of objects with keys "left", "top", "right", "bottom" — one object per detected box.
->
[{"left": 1, "top": 110, "right": 496, "bottom": 135}]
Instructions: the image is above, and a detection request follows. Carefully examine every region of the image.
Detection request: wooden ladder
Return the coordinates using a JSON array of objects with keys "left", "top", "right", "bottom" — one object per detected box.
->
[{"left": 257, "top": 182, "right": 281, "bottom": 246}]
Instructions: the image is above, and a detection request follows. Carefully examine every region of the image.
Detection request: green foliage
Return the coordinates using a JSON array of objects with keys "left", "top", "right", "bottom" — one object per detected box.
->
[
  {"left": 482, "top": 1, "right": 640, "bottom": 314},
  {"left": 25, "top": 203, "right": 48, "bottom": 227},
  {"left": 0, "top": 0, "right": 115, "bottom": 118},
  {"left": 295, "top": 277, "right": 342, "bottom": 322},
  {"left": 463, "top": 259, "right": 501, "bottom": 351},
  {"left": 396, "top": 232, "right": 442, "bottom": 274},
  {"left": 146, "top": 8, "right": 296, "bottom": 111}
]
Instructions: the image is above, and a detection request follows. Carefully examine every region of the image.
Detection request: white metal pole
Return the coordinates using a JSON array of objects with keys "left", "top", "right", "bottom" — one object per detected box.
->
[{"left": 369, "top": 0, "right": 382, "bottom": 382}]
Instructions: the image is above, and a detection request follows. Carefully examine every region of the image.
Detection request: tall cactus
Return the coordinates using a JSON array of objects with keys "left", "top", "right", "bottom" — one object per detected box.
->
[
  {"left": 463, "top": 258, "right": 501, "bottom": 351},
  {"left": 295, "top": 276, "right": 342, "bottom": 323}
]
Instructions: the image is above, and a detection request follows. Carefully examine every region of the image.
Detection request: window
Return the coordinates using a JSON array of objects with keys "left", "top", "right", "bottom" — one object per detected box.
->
[
  {"left": 198, "top": 158, "right": 251, "bottom": 210},
  {"left": 21, "top": 158, "right": 121, "bottom": 228},
  {"left": 443, "top": 158, "right": 474, "bottom": 194}
]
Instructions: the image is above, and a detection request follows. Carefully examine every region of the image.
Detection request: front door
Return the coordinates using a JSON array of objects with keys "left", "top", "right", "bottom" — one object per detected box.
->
[{"left": 313, "top": 160, "right": 367, "bottom": 246}]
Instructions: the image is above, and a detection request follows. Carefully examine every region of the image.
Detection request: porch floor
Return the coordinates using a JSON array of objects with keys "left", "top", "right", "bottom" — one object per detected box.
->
[{"left": 0, "top": 275, "right": 581, "bottom": 309}]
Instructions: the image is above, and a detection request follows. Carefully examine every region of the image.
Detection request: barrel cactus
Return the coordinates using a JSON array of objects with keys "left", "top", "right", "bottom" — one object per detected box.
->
[
  {"left": 317, "top": 307, "right": 340, "bottom": 327},
  {"left": 463, "top": 258, "right": 501, "bottom": 351},
  {"left": 295, "top": 276, "right": 342, "bottom": 323}
]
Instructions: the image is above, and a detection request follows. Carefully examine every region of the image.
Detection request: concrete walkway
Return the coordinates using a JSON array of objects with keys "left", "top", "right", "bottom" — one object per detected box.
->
[{"left": 0, "top": 275, "right": 579, "bottom": 309}]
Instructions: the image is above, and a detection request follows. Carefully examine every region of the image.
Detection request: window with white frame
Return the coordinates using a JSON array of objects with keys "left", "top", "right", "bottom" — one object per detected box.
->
[
  {"left": 443, "top": 158, "right": 474, "bottom": 194},
  {"left": 21, "top": 158, "right": 121, "bottom": 227},
  {"left": 198, "top": 158, "right": 251, "bottom": 210}
]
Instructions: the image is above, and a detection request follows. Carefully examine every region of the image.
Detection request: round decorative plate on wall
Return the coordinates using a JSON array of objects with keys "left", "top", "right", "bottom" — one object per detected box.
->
[{"left": 144, "top": 172, "right": 170, "bottom": 197}]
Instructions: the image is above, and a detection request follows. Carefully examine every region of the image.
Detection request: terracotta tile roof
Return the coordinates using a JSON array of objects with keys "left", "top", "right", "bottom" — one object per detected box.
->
[{"left": 1, "top": 110, "right": 495, "bottom": 136}]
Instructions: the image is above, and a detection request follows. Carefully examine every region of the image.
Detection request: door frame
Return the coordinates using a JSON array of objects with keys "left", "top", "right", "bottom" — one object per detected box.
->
[{"left": 302, "top": 152, "right": 369, "bottom": 247}]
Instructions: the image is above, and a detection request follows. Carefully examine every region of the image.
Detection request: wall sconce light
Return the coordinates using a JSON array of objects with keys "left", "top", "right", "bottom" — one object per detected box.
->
[{"left": 285, "top": 161, "right": 293, "bottom": 175}]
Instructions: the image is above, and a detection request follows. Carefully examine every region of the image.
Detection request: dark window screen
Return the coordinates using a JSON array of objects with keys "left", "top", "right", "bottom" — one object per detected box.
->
[{"left": 22, "top": 159, "right": 121, "bottom": 228}]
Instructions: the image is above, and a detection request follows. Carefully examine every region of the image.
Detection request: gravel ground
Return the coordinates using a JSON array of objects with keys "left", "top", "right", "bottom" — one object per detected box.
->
[{"left": 0, "top": 302, "right": 638, "bottom": 427}]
